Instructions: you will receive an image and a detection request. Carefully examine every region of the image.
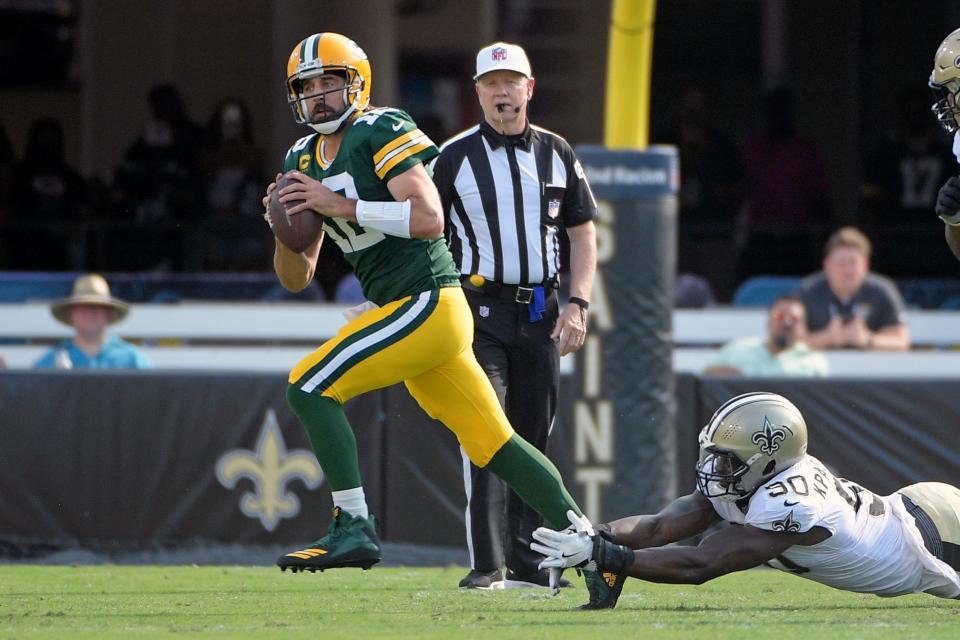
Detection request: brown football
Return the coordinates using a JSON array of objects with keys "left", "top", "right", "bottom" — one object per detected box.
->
[{"left": 267, "top": 171, "right": 323, "bottom": 253}]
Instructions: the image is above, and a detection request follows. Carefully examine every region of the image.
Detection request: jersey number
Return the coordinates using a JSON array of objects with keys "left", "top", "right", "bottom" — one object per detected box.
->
[
  {"left": 835, "top": 477, "right": 885, "bottom": 516},
  {"left": 321, "top": 173, "right": 385, "bottom": 253}
]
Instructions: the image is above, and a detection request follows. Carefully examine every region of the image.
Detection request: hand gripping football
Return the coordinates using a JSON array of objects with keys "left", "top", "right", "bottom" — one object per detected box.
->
[{"left": 266, "top": 171, "right": 323, "bottom": 253}]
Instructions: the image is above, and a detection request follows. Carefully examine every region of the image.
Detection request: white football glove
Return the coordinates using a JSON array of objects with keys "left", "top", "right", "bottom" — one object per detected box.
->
[{"left": 530, "top": 510, "right": 597, "bottom": 572}]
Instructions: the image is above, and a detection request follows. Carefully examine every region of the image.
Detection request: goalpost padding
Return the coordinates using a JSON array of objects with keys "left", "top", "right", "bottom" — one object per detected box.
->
[{"left": 569, "top": 146, "right": 678, "bottom": 520}]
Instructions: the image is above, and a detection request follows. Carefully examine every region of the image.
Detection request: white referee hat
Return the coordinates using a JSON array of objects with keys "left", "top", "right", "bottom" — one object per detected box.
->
[{"left": 474, "top": 42, "right": 532, "bottom": 80}]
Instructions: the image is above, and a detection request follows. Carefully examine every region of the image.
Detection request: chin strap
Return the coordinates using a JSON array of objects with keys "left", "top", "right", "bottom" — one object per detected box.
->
[{"left": 308, "top": 104, "right": 357, "bottom": 135}]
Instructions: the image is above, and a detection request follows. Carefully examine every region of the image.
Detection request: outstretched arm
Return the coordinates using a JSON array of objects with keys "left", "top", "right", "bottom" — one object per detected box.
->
[
  {"left": 534, "top": 495, "right": 830, "bottom": 585},
  {"left": 620, "top": 522, "right": 827, "bottom": 584},
  {"left": 602, "top": 490, "right": 721, "bottom": 549}
]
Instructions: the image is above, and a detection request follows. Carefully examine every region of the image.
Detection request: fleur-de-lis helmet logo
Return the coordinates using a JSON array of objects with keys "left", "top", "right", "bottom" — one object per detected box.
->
[
  {"left": 216, "top": 409, "right": 323, "bottom": 531},
  {"left": 752, "top": 416, "right": 792, "bottom": 455}
]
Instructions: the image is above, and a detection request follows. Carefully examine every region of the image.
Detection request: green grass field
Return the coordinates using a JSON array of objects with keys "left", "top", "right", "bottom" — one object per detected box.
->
[{"left": 1, "top": 565, "right": 958, "bottom": 639}]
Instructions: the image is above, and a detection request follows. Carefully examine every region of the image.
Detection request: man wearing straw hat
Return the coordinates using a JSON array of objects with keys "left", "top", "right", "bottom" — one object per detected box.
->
[{"left": 33, "top": 273, "right": 151, "bottom": 369}]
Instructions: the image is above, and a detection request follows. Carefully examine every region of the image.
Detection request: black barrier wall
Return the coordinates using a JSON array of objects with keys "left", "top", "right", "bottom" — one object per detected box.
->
[{"left": 2, "top": 372, "right": 958, "bottom": 553}]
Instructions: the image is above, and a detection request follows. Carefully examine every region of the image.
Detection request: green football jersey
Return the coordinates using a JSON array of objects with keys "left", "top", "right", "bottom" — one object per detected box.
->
[{"left": 282, "top": 107, "right": 460, "bottom": 306}]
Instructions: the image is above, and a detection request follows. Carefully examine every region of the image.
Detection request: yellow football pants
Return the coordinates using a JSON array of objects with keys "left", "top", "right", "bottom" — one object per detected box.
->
[{"left": 288, "top": 286, "right": 514, "bottom": 466}]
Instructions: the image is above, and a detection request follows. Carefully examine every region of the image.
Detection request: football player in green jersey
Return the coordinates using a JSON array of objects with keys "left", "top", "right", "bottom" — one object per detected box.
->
[{"left": 263, "top": 31, "right": 602, "bottom": 605}]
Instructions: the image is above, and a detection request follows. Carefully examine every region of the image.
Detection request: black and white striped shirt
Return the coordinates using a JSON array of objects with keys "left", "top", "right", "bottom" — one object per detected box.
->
[{"left": 431, "top": 121, "right": 596, "bottom": 286}]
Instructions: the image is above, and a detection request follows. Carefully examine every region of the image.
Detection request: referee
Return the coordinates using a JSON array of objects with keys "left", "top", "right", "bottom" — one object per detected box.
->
[{"left": 432, "top": 42, "right": 597, "bottom": 589}]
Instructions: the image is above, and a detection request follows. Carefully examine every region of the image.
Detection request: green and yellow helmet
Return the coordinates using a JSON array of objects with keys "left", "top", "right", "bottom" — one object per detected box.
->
[
  {"left": 930, "top": 27, "right": 960, "bottom": 133},
  {"left": 696, "top": 392, "right": 808, "bottom": 502},
  {"left": 285, "top": 32, "right": 372, "bottom": 134}
]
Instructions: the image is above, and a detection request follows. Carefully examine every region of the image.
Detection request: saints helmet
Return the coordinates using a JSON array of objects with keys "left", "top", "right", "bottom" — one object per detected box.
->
[
  {"left": 696, "top": 392, "right": 808, "bottom": 502},
  {"left": 286, "top": 32, "right": 371, "bottom": 135},
  {"left": 930, "top": 27, "right": 960, "bottom": 133}
]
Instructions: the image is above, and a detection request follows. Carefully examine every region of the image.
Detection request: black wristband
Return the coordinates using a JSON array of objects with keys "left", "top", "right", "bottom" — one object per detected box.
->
[
  {"left": 569, "top": 296, "right": 590, "bottom": 311},
  {"left": 595, "top": 523, "right": 615, "bottom": 541},
  {"left": 593, "top": 536, "right": 633, "bottom": 574}
]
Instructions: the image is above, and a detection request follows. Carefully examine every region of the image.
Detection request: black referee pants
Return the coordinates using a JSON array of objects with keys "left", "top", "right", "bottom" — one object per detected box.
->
[{"left": 461, "top": 287, "right": 560, "bottom": 576}]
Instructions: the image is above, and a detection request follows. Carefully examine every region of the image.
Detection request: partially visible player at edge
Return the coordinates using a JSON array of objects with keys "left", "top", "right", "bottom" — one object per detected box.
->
[
  {"left": 530, "top": 392, "right": 960, "bottom": 609},
  {"left": 262, "top": 31, "right": 608, "bottom": 606},
  {"left": 929, "top": 27, "right": 960, "bottom": 260}
]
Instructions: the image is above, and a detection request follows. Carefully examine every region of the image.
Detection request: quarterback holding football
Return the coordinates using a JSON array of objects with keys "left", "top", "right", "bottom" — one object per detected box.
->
[
  {"left": 259, "top": 31, "right": 603, "bottom": 603},
  {"left": 532, "top": 392, "right": 960, "bottom": 608}
]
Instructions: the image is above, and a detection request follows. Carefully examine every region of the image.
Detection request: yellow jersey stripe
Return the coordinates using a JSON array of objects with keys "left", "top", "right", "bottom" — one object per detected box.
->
[
  {"left": 375, "top": 134, "right": 428, "bottom": 172},
  {"left": 372, "top": 129, "right": 423, "bottom": 165},
  {"left": 314, "top": 136, "right": 331, "bottom": 170},
  {"left": 377, "top": 139, "right": 433, "bottom": 179}
]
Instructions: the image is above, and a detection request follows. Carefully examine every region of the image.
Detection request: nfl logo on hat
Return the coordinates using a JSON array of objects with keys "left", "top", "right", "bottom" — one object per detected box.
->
[{"left": 475, "top": 42, "right": 532, "bottom": 80}]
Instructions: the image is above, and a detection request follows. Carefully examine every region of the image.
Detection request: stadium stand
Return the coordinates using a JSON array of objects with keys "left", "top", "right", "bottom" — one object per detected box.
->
[
  {"left": 732, "top": 275, "right": 960, "bottom": 309},
  {"left": 1, "top": 297, "right": 958, "bottom": 376},
  {"left": 731, "top": 276, "right": 802, "bottom": 307}
]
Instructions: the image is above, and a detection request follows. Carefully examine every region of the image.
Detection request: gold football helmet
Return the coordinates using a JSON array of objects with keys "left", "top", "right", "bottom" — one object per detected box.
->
[
  {"left": 930, "top": 27, "right": 960, "bottom": 133},
  {"left": 696, "top": 392, "right": 808, "bottom": 502},
  {"left": 286, "top": 32, "right": 372, "bottom": 134}
]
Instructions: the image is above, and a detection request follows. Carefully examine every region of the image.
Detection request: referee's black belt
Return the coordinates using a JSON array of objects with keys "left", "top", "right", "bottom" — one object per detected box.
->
[{"left": 460, "top": 276, "right": 556, "bottom": 304}]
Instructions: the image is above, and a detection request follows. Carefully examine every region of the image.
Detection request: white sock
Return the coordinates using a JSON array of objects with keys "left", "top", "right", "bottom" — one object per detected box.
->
[{"left": 331, "top": 487, "right": 369, "bottom": 519}]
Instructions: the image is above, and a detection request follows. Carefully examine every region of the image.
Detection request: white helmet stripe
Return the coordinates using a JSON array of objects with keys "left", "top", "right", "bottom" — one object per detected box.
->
[
  {"left": 706, "top": 392, "right": 792, "bottom": 440},
  {"left": 302, "top": 34, "right": 320, "bottom": 63}
]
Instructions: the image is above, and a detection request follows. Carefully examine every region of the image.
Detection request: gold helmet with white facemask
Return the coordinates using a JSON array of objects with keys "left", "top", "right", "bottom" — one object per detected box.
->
[
  {"left": 696, "top": 392, "right": 808, "bottom": 502},
  {"left": 930, "top": 27, "right": 960, "bottom": 133}
]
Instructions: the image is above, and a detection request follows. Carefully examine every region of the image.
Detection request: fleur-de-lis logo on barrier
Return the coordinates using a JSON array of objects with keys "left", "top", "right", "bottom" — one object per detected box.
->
[
  {"left": 752, "top": 417, "right": 791, "bottom": 455},
  {"left": 772, "top": 510, "right": 802, "bottom": 533},
  {"left": 216, "top": 409, "right": 323, "bottom": 532}
]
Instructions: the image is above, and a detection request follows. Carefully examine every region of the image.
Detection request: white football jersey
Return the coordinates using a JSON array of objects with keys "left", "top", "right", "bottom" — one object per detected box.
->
[{"left": 709, "top": 455, "right": 960, "bottom": 597}]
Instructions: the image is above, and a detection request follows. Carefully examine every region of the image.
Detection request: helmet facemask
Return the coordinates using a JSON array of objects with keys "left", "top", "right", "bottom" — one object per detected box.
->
[
  {"left": 696, "top": 449, "right": 751, "bottom": 501},
  {"left": 287, "top": 65, "right": 365, "bottom": 135},
  {"left": 930, "top": 77, "right": 960, "bottom": 133}
]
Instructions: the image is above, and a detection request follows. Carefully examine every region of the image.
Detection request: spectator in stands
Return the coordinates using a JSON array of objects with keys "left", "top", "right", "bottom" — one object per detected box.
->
[
  {"left": 704, "top": 294, "right": 828, "bottom": 377},
  {"left": 657, "top": 87, "right": 745, "bottom": 301},
  {"left": 737, "top": 87, "right": 830, "bottom": 281},
  {"left": 200, "top": 97, "right": 269, "bottom": 270},
  {"left": 674, "top": 273, "right": 716, "bottom": 309},
  {"left": 34, "top": 273, "right": 151, "bottom": 369},
  {"left": 9, "top": 117, "right": 89, "bottom": 270},
  {"left": 798, "top": 227, "right": 910, "bottom": 351},
  {"left": 111, "top": 83, "right": 204, "bottom": 270},
  {"left": 861, "top": 88, "right": 956, "bottom": 276}
]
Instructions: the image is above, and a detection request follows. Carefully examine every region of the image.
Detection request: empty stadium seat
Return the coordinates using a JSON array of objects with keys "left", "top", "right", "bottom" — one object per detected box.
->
[{"left": 732, "top": 276, "right": 802, "bottom": 307}]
